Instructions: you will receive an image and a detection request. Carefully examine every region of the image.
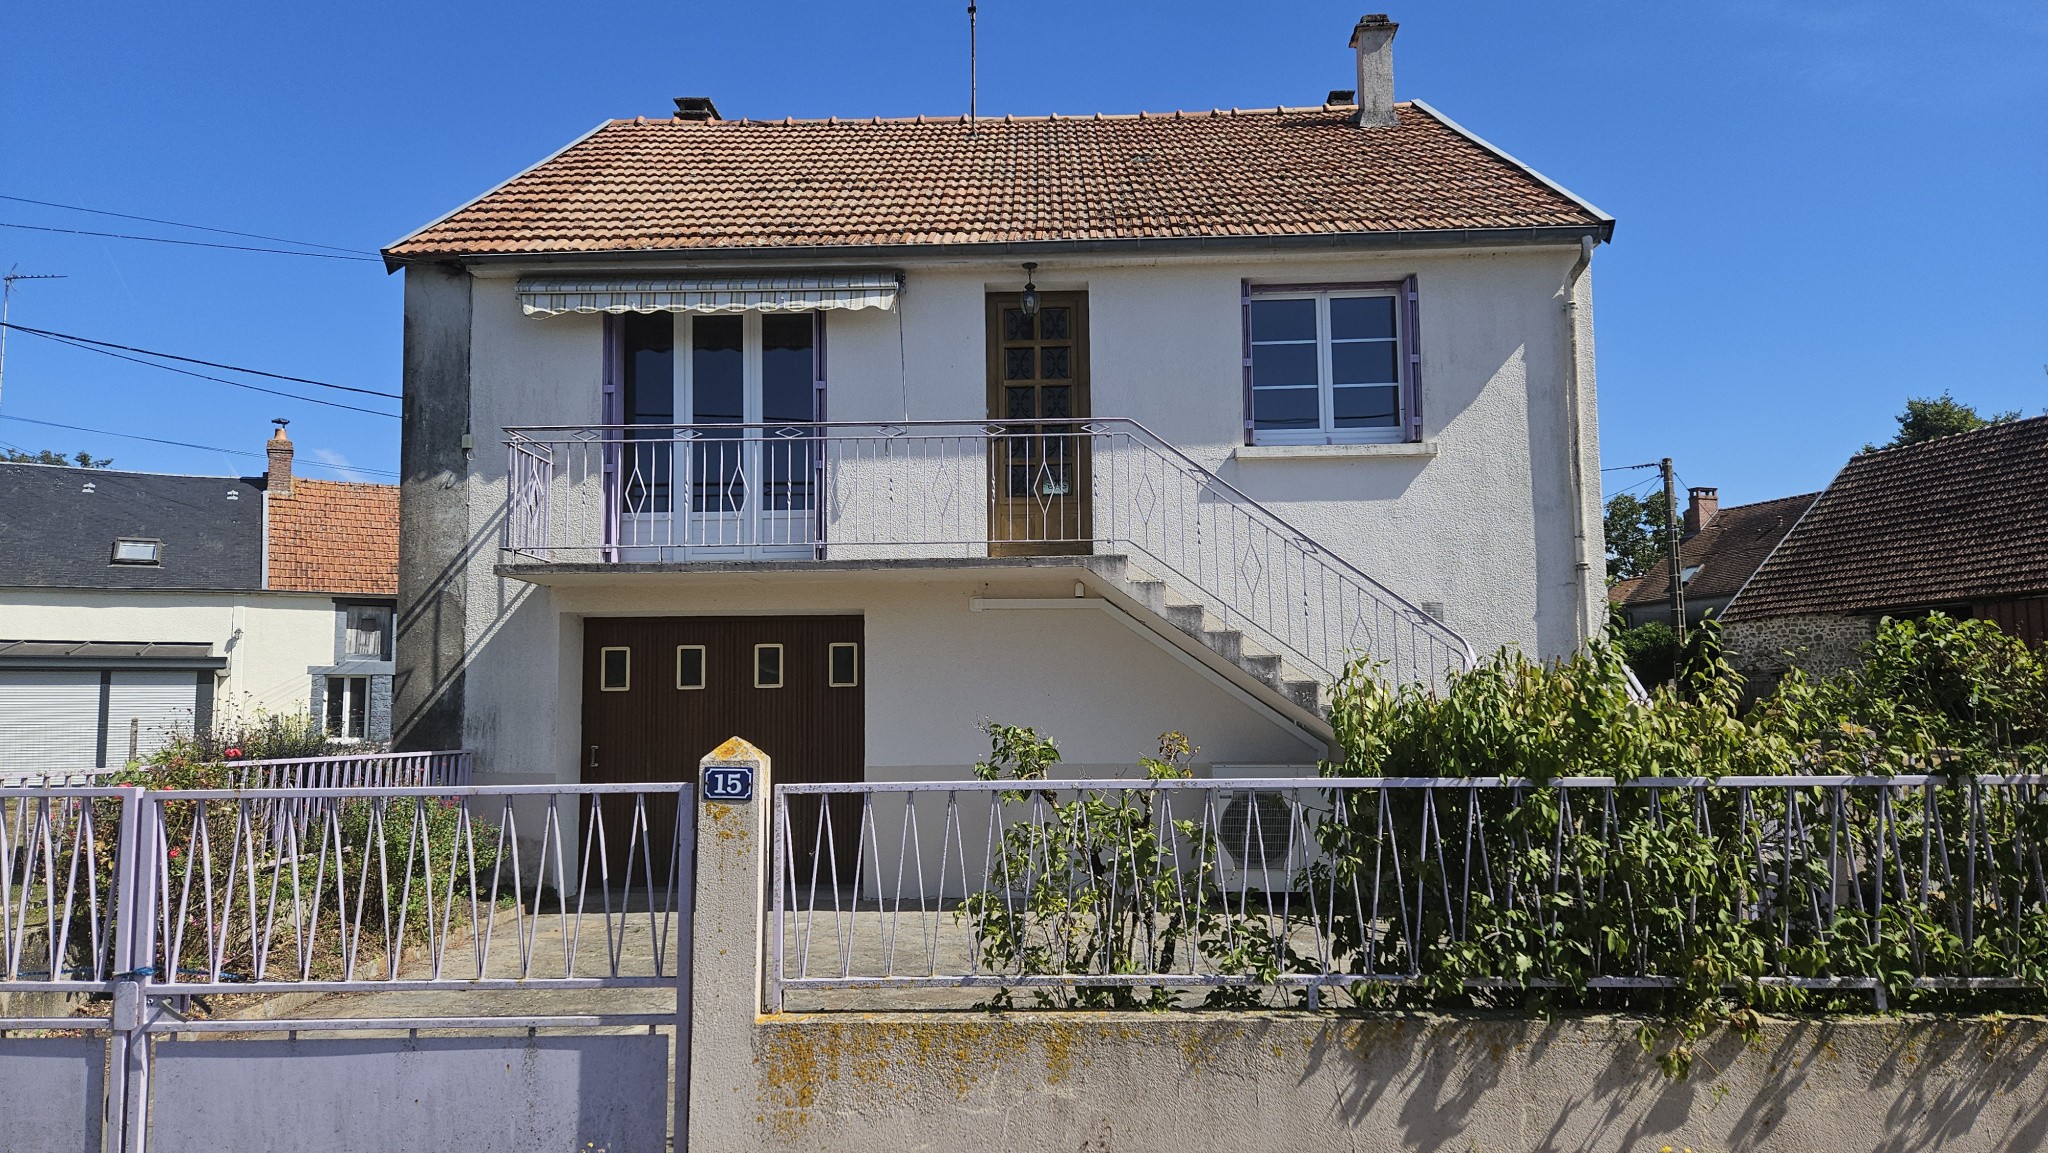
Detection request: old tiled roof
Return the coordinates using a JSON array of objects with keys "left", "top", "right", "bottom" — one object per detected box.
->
[
  {"left": 386, "top": 102, "right": 1608, "bottom": 259},
  {"left": 266, "top": 479, "right": 398, "bottom": 596},
  {"left": 1617, "top": 492, "right": 1820, "bottom": 609},
  {"left": 1723, "top": 417, "right": 2048, "bottom": 622}
]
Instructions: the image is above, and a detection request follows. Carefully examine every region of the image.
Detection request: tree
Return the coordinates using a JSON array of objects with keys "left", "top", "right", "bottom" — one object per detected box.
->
[
  {"left": 1865, "top": 392, "right": 2019, "bottom": 451},
  {"left": 3, "top": 447, "right": 113, "bottom": 468},
  {"left": 1603, "top": 489, "right": 1674, "bottom": 582}
]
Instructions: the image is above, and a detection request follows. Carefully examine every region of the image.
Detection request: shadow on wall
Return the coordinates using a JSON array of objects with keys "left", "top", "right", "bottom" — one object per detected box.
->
[
  {"left": 392, "top": 504, "right": 505, "bottom": 751},
  {"left": 749, "top": 1013, "right": 2048, "bottom": 1152}
]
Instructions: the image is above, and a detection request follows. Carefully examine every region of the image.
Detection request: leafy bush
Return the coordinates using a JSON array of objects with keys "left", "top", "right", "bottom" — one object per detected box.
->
[
  {"left": 1611, "top": 620, "right": 1681, "bottom": 686},
  {"left": 1319, "top": 612, "right": 2048, "bottom": 1074},
  {"left": 959, "top": 724, "right": 1267, "bottom": 1009},
  {"left": 957, "top": 613, "right": 2048, "bottom": 1078}
]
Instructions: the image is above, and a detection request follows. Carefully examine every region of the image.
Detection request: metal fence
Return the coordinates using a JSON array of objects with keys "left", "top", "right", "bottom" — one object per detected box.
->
[
  {"left": 504, "top": 419, "right": 1472, "bottom": 689},
  {"left": 0, "top": 749, "right": 472, "bottom": 790},
  {"left": 1, "top": 778, "right": 693, "bottom": 1152},
  {"left": 769, "top": 775, "right": 2048, "bottom": 1010}
]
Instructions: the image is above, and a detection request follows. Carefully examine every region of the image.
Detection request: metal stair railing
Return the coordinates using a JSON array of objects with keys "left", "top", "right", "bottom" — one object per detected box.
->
[{"left": 502, "top": 419, "right": 1474, "bottom": 689}]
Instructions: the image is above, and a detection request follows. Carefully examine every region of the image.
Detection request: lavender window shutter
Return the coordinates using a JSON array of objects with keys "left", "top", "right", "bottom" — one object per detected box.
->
[
  {"left": 813, "top": 311, "right": 828, "bottom": 557},
  {"left": 1401, "top": 275, "right": 1423, "bottom": 442},
  {"left": 1240, "top": 279, "right": 1254, "bottom": 446},
  {"left": 600, "top": 315, "right": 623, "bottom": 561}
]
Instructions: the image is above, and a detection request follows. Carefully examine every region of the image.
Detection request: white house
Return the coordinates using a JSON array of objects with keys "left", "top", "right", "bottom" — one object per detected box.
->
[
  {"left": 383, "top": 16, "right": 1612, "bottom": 810},
  {"left": 0, "top": 427, "right": 400, "bottom": 773}
]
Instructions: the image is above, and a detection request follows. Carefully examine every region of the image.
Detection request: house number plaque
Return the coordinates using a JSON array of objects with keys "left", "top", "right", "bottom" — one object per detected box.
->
[{"left": 703, "top": 766, "right": 755, "bottom": 803}]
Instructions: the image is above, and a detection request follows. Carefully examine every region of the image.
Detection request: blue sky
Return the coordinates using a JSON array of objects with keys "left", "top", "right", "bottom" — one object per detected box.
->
[{"left": 1, "top": 1, "right": 2041, "bottom": 503}]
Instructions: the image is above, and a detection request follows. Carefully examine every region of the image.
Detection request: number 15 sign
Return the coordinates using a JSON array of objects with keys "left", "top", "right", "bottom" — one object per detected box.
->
[{"left": 704, "top": 766, "right": 755, "bottom": 803}]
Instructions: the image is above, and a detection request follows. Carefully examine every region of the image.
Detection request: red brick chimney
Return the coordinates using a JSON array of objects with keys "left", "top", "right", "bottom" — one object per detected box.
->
[
  {"left": 1684, "top": 486, "right": 1718, "bottom": 535},
  {"left": 266, "top": 420, "right": 294, "bottom": 498}
]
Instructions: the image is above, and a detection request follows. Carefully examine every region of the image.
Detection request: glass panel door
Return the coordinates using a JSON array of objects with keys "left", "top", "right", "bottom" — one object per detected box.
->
[
  {"left": 986, "top": 292, "right": 1089, "bottom": 556},
  {"left": 680, "top": 312, "right": 817, "bottom": 559}
]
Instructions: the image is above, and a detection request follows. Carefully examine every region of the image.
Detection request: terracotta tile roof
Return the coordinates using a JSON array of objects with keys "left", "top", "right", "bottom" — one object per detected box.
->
[
  {"left": 1723, "top": 417, "right": 2048, "bottom": 622},
  {"left": 386, "top": 103, "right": 1608, "bottom": 259},
  {"left": 1616, "top": 492, "right": 1820, "bottom": 610},
  {"left": 265, "top": 479, "right": 399, "bottom": 596}
]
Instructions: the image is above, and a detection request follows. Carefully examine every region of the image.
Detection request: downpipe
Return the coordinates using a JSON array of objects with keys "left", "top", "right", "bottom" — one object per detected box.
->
[{"left": 1562, "top": 236, "right": 1597, "bottom": 646}]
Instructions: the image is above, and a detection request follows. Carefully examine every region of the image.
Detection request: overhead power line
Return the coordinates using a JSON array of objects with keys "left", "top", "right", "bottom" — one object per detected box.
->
[
  {"left": 0, "top": 413, "right": 398, "bottom": 477},
  {"left": 0, "top": 193, "right": 373, "bottom": 256},
  {"left": 2, "top": 324, "right": 399, "bottom": 420},
  {"left": 0, "top": 220, "right": 381, "bottom": 262},
  {"left": 2, "top": 323, "right": 400, "bottom": 398}
]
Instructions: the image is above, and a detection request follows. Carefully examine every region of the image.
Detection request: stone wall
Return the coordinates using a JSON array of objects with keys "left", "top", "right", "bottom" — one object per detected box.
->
[{"left": 1721, "top": 611, "right": 1877, "bottom": 696}]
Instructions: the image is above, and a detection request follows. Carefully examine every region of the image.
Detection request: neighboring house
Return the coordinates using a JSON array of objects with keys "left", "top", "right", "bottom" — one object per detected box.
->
[
  {"left": 0, "top": 427, "right": 399, "bottom": 773},
  {"left": 382, "top": 15, "right": 1613, "bottom": 788},
  {"left": 1610, "top": 487, "right": 1819, "bottom": 629},
  {"left": 1721, "top": 415, "right": 2048, "bottom": 691}
]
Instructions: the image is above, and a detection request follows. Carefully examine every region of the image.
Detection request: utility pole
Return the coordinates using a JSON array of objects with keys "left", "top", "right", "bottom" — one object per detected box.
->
[
  {"left": 0, "top": 268, "right": 67, "bottom": 412},
  {"left": 1661, "top": 457, "right": 1687, "bottom": 642}
]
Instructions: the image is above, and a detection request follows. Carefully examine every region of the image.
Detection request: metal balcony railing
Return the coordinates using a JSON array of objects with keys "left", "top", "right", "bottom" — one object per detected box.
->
[{"left": 503, "top": 419, "right": 1472, "bottom": 688}]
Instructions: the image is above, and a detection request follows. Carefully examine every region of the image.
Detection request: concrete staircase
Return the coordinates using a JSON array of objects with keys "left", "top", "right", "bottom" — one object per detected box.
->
[{"left": 1064, "top": 556, "right": 1333, "bottom": 743}]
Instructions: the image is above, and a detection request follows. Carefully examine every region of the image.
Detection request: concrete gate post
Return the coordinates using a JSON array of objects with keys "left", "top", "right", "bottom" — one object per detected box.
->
[{"left": 688, "top": 737, "right": 770, "bottom": 1152}]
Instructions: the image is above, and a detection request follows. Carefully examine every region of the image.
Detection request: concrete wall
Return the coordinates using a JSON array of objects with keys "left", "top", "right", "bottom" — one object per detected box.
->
[
  {"left": 0, "top": 588, "right": 345, "bottom": 725},
  {"left": 737, "top": 1011, "right": 2048, "bottom": 1152},
  {"left": 393, "top": 263, "right": 474, "bottom": 750},
  {"left": 1722, "top": 612, "right": 1878, "bottom": 697}
]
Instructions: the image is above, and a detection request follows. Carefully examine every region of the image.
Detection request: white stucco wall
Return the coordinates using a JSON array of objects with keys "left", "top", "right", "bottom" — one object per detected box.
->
[
  {"left": 459, "top": 570, "right": 1325, "bottom": 786},
  {"left": 0, "top": 589, "right": 342, "bottom": 723},
  {"left": 454, "top": 244, "right": 1600, "bottom": 780}
]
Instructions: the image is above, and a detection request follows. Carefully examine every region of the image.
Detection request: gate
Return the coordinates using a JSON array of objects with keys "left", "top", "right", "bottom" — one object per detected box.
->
[{"left": 1, "top": 776, "right": 694, "bottom": 1153}]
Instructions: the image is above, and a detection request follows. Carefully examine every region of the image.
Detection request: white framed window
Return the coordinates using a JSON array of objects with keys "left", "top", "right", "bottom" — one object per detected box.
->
[
  {"left": 325, "top": 675, "right": 370, "bottom": 739},
  {"left": 598, "top": 646, "right": 631, "bottom": 692},
  {"left": 1245, "top": 282, "right": 1415, "bottom": 445},
  {"left": 342, "top": 603, "right": 392, "bottom": 659},
  {"left": 753, "top": 643, "right": 784, "bottom": 689},
  {"left": 110, "top": 538, "right": 162, "bottom": 565},
  {"left": 676, "top": 645, "right": 707, "bottom": 690},
  {"left": 828, "top": 642, "right": 859, "bottom": 688}
]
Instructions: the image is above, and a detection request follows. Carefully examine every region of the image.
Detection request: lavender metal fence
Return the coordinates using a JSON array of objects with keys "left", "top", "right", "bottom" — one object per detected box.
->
[
  {"left": 770, "top": 774, "right": 2048, "bottom": 1010},
  {"left": 504, "top": 419, "right": 1473, "bottom": 690},
  {"left": 1, "top": 779, "right": 695, "bottom": 1153}
]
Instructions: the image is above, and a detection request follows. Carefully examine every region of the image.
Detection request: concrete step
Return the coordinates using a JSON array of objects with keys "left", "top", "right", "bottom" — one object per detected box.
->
[{"left": 1110, "top": 562, "right": 1325, "bottom": 719}]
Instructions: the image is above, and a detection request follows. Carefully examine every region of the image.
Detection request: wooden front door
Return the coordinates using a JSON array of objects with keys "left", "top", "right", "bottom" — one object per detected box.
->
[
  {"left": 986, "top": 292, "right": 1091, "bottom": 556},
  {"left": 582, "top": 616, "right": 865, "bottom": 884}
]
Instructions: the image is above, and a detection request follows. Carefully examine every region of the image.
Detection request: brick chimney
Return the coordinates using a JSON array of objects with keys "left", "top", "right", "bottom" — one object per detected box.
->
[
  {"left": 1349, "top": 14, "right": 1399, "bottom": 127},
  {"left": 266, "top": 420, "right": 294, "bottom": 498},
  {"left": 1684, "top": 486, "right": 1718, "bottom": 535}
]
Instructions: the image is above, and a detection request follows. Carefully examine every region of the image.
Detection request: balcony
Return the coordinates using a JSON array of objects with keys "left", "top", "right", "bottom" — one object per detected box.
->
[{"left": 501, "top": 419, "right": 1471, "bottom": 690}]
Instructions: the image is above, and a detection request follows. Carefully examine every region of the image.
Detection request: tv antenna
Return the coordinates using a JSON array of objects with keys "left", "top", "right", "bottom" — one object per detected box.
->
[
  {"left": 967, "top": 2, "right": 979, "bottom": 133},
  {"left": 0, "top": 267, "right": 67, "bottom": 412}
]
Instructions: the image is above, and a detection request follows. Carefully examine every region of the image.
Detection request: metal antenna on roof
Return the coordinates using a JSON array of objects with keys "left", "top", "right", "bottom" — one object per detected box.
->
[
  {"left": 967, "top": 2, "right": 979, "bottom": 135},
  {"left": 0, "top": 267, "right": 66, "bottom": 413}
]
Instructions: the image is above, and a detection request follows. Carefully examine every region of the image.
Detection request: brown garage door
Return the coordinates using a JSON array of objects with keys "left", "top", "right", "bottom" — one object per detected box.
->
[{"left": 582, "top": 616, "right": 864, "bottom": 883}]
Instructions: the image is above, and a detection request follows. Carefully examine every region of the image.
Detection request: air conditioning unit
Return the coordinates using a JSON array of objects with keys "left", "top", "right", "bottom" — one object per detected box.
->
[{"left": 1205, "top": 766, "right": 1327, "bottom": 897}]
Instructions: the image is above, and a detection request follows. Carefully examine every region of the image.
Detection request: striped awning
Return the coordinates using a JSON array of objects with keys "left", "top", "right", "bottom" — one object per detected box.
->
[{"left": 517, "top": 272, "right": 899, "bottom": 316}]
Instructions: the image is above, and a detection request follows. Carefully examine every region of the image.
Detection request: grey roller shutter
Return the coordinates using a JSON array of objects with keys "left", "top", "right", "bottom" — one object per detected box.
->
[
  {"left": 0, "top": 670, "right": 103, "bottom": 775},
  {"left": 106, "top": 670, "right": 201, "bottom": 765}
]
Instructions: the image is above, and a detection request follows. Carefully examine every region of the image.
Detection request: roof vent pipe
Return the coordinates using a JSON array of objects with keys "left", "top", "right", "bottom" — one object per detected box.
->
[
  {"left": 672, "top": 96, "right": 722, "bottom": 122},
  {"left": 1349, "top": 14, "right": 1399, "bottom": 127}
]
